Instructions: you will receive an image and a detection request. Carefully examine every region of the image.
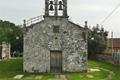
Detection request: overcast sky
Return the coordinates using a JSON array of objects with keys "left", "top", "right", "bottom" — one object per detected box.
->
[{"left": 0, "top": 0, "right": 120, "bottom": 38}]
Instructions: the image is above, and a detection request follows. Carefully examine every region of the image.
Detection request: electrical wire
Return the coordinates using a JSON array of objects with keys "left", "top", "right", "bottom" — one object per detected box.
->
[{"left": 101, "top": 3, "right": 120, "bottom": 24}]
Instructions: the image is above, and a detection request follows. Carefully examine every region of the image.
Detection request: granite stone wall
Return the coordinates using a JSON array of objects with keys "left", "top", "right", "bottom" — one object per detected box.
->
[
  {"left": 23, "top": 17, "right": 88, "bottom": 73},
  {"left": 91, "top": 54, "right": 120, "bottom": 66}
]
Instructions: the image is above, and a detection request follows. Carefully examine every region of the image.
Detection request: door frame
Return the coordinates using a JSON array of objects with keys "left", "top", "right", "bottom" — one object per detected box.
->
[{"left": 50, "top": 50, "right": 62, "bottom": 73}]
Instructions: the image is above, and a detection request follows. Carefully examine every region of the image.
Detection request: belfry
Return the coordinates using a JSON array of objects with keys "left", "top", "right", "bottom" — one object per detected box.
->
[{"left": 45, "top": 0, "right": 68, "bottom": 17}]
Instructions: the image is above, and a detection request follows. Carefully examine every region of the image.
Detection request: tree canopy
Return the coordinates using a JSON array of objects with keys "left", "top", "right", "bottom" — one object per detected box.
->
[
  {"left": 86, "top": 24, "right": 108, "bottom": 55},
  {"left": 0, "top": 20, "right": 23, "bottom": 52}
]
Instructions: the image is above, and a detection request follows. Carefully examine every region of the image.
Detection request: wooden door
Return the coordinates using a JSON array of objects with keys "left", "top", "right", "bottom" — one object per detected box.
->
[{"left": 50, "top": 51, "right": 62, "bottom": 73}]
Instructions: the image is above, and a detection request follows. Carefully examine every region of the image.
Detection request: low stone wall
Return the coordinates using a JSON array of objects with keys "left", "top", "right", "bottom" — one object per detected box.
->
[{"left": 90, "top": 54, "right": 120, "bottom": 66}]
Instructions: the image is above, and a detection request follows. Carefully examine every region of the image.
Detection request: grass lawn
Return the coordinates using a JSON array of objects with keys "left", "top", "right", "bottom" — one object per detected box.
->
[{"left": 0, "top": 58, "right": 120, "bottom": 80}]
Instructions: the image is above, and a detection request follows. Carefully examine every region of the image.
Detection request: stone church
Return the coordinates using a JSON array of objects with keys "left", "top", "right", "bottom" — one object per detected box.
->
[{"left": 23, "top": 0, "right": 88, "bottom": 73}]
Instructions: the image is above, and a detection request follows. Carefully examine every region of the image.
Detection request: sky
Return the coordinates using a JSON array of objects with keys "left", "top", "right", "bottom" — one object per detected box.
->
[{"left": 0, "top": 0, "right": 120, "bottom": 38}]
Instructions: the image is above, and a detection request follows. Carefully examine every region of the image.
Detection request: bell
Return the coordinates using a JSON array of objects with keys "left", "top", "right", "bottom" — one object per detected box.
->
[
  {"left": 59, "top": 5, "right": 63, "bottom": 10},
  {"left": 50, "top": 1, "right": 53, "bottom": 4},
  {"left": 49, "top": 5, "right": 54, "bottom": 11},
  {"left": 59, "top": 1, "right": 62, "bottom": 5},
  {"left": 58, "top": 1, "right": 63, "bottom": 10}
]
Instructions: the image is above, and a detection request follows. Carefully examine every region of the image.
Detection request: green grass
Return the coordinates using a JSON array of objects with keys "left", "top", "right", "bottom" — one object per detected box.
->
[
  {"left": 67, "top": 69, "right": 109, "bottom": 80},
  {"left": 88, "top": 59, "right": 120, "bottom": 80},
  {"left": 0, "top": 58, "right": 23, "bottom": 80},
  {"left": 42, "top": 74, "right": 55, "bottom": 80},
  {"left": 0, "top": 58, "right": 120, "bottom": 80}
]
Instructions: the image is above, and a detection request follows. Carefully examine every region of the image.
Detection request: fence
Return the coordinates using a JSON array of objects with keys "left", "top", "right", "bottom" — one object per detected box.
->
[
  {"left": 25, "top": 15, "right": 44, "bottom": 27},
  {"left": 113, "top": 52, "right": 120, "bottom": 65},
  {"left": 90, "top": 53, "right": 120, "bottom": 66}
]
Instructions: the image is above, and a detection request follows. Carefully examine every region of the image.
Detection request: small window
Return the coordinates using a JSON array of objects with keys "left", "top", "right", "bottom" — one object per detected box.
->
[{"left": 53, "top": 25, "right": 59, "bottom": 33}]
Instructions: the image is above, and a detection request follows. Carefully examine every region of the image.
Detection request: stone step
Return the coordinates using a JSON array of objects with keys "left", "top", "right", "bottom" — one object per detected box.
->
[
  {"left": 49, "top": 75, "right": 67, "bottom": 80},
  {"left": 14, "top": 74, "right": 24, "bottom": 79},
  {"left": 35, "top": 75, "right": 43, "bottom": 79}
]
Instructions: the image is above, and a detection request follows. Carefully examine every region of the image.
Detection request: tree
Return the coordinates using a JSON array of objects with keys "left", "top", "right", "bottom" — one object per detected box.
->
[
  {"left": 0, "top": 20, "right": 23, "bottom": 53},
  {"left": 87, "top": 24, "right": 108, "bottom": 55}
]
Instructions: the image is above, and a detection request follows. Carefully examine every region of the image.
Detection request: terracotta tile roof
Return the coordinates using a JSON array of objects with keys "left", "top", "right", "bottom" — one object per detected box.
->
[{"left": 108, "top": 38, "right": 120, "bottom": 49}]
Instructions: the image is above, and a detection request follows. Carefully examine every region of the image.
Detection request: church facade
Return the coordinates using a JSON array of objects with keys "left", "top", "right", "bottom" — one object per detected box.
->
[{"left": 23, "top": 0, "right": 88, "bottom": 73}]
